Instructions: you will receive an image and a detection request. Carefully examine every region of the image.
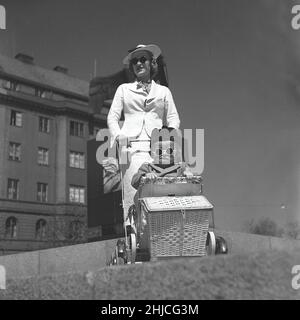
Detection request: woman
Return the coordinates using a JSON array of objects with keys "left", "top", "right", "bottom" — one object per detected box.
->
[{"left": 107, "top": 44, "right": 180, "bottom": 222}]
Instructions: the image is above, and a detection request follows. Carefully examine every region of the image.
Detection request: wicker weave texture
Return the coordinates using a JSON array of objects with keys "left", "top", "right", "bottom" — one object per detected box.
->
[
  {"left": 145, "top": 209, "right": 210, "bottom": 258},
  {"left": 141, "top": 196, "right": 213, "bottom": 211}
]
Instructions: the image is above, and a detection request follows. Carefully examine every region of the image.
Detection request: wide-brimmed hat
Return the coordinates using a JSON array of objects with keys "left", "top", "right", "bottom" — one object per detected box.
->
[{"left": 122, "top": 44, "right": 162, "bottom": 65}]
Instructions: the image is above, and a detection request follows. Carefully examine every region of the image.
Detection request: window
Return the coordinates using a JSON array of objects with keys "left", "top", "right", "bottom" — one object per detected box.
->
[
  {"left": 70, "top": 121, "right": 84, "bottom": 137},
  {"left": 37, "top": 183, "right": 48, "bottom": 202},
  {"left": 41, "top": 91, "right": 52, "bottom": 99},
  {"left": 7, "top": 179, "right": 19, "bottom": 200},
  {"left": 52, "top": 92, "right": 66, "bottom": 101},
  {"left": 3, "top": 81, "right": 19, "bottom": 91},
  {"left": 35, "top": 219, "right": 47, "bottom": 240},
  {"left": 36, "top": 88, "right": 52, "bottom": 99},
  {"left": 5, "top": 217, "right": 17, "bottom": 239},
  {"left": 69, "top": 151, "right": 85, "bottom": 169},
  {"left": 69, "top": 185, "right": 85, "bottom": 204},
  {"left": 8, "top": 142, "right": 21, "bottom": 161},
  {"left": 38, "top": 147, "right": 49, "bottom": 166},
  {"left": 18, "top": 84, "right": 35, "bottom": 95},
  {"left": 10, "top": 110, "right": 22, "bottom": 127},
  {"left": 35, "top": 88, "right": 43, "bottom": 97},
  {"left": 39, "top": 116, "right": 50, "bottom": 133},
  {"left": 1, "top": 80, "right": 12, "bottom": 90}
]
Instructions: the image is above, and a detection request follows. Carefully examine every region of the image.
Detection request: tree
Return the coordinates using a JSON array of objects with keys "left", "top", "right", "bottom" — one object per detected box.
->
[
  {"left": 284, "top": 220, "right": 300, "bottom": 240},
  {"left": 244, "top": 217, "right": 284, "bottom": 237}
]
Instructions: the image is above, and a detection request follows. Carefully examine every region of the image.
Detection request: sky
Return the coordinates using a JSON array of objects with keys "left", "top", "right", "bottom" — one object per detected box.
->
[
  {"left": 0, "top": 0, "right": 296, "bottom": 130},
  {"left": 1, "top": 0, "right": 300, "bottom": 231}
]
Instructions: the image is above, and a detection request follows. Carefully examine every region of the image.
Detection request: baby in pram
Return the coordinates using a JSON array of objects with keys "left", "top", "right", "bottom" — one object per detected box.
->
[
  {"left": 128, "top": 128, "right": 194, "bottom": 242},
  {"left": 131, "top": 127, "right": 193, "bottom": 189}
]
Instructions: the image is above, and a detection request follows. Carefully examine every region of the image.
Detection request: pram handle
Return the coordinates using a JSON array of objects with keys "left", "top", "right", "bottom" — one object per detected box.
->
[
  {"left": 117, "top": 137, "right": 151, "bottom": 153},
  {"left": 117, "top": 136, "right": 149, "bottom": 145}
]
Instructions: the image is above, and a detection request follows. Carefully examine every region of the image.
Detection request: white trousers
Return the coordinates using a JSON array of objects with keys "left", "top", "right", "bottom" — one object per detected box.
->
[{"left": 121, "top": 143, "right": 152, "bottom": 222}]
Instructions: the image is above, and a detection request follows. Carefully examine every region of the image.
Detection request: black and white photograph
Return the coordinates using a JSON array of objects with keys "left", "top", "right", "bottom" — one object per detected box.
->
[{"left": 0, "top": 0, "right": 300, "bottom": 305}]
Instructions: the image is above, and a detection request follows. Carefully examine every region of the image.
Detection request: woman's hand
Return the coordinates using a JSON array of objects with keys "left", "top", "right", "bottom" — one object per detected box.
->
[
  {"left": 183, "top": 170, "right": 193, "bottom": 178},
  {"left": 102, "top": 157, "right": 119, "bottom": 174},
  {"left": 145, "top": 172, "right": 158, "bottom": 180}
]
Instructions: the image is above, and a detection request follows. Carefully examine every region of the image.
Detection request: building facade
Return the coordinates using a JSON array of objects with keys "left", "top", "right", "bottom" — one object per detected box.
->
[{"left": 0, "top": 53, "right": 106, "bottom": 255}]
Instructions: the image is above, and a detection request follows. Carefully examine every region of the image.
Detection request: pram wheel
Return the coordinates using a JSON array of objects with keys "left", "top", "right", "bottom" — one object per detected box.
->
[
  {"left": 126, "top": 204, "right": 137, "bottom": 263},
  {"left": 206, "top": 231, "right": 216, "bottom": 255},
  {"left": 116, "top": 257, "right": 126, "bottom": 265},
  {"left": 215, "top": 236, "right": 228, "bottom": 254},
  {"left": 128, "top": 233, "right": 137, "bottom": 263},
  {"left": 108, "top": 246, "right": 126, "bottom": 266}
]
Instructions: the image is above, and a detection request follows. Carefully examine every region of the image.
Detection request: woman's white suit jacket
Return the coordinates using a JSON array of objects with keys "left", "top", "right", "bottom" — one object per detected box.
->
[{"left": 107, "top": 80, "right": 180, "bottom": 146}]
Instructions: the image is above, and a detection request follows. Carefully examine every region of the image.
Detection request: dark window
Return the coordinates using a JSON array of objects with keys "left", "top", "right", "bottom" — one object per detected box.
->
[
  {"left": 35, "top": 219, "right": 47, "bottom": 240},
  {"left": 37, "top": 183, "right": 48, "bottom": 202},
  {"left": 5, "top": 217, "right": 17, "bottom": 239},
  {"left": 7, "top": 179, "right": 19, "bottom": 200},
  {"left": 39, "top": 117, "right": 50, "bottom": 133},
  {"left": 2, "top": 80, "right": 13, "bottom": 90},
  {"left": 69, "top": 185, "right": 85, "bottom": 204},
  {"left": 8, "top": 142, "right": 21, "bottom": 161},
  {"left": 10, "top": 110, "right": 22, "bottom": 127},
  {"left": 36, "top": 89, "right": 52, "bottom": 99},
  {"left": 3, "top": 81, "right": 19, "bottom": 91},
  {"left": 18, "top": 84, "right": 35, "bottom": 95},
  {"left": 69, "top": 151, "right": 85, "bottom": 169},
  {"left": 52, "top": 92, "right": 66, "bottom": 101},
  {"left": 37, "top": 147, "right": 49, "bottom": 166},
  {"left": 70, "top": 121, "right": 84, "bottom": 137}
]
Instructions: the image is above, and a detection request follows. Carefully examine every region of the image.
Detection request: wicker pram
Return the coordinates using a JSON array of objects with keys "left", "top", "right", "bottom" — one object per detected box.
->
[
  {"left": 108, "top": 175, "right": 219, "bottom": 265},
  {"left": 121, "top": 176, "right": 217, "bottom": 263},
  {"left": 140, "top": 195, "right": 213, "bottom": 259}
]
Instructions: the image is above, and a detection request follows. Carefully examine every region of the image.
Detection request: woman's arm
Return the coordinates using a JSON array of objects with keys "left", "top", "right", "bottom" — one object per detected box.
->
[
  {"left": 131, "top": 163, "right": 152, "bottom": 189},
  {"left": 165, "top": 88, "right": 180, "bottom": 129},
  {"left": 107, "top": 85, "right": 124, "bottom": 146}
]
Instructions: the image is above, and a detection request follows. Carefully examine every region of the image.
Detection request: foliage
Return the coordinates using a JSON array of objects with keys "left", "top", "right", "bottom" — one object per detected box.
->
[
  {"left": 244, "top": 217, "right": 300, "bottom": 239},
  {"left": 284, "top": 220, "right": 300, "bottom": 240},
  {"left": 243, "top": 217, "right": 284, "bottom": 237}
]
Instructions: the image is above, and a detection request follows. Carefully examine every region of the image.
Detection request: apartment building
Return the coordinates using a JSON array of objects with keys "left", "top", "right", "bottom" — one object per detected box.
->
[{"left": 0, "top": 53, "right": 106, "bottom": 254}]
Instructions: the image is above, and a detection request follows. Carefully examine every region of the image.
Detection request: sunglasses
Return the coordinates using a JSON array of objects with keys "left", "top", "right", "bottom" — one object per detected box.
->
[
  {"left": 154, "top": 148, "right": 174, "bottom": 156},
  {"left": 131, "top": 56, "right": 149, "bottom": 65}
]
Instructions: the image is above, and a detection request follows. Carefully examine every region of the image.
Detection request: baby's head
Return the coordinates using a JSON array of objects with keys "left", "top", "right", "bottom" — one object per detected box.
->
[{"left": 151, "top": 127, "right": 182, "bottom": 166}]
